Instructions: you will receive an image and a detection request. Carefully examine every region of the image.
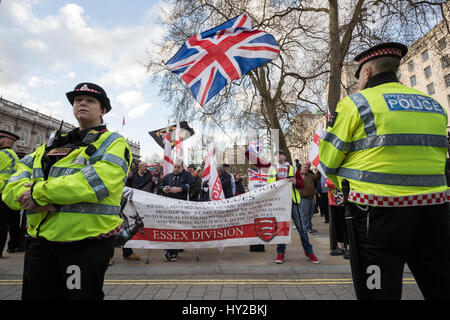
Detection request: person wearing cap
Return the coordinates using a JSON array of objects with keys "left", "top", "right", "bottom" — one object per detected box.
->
[
  {"left": 319, "top": 42, "right": 450, "bottom": 300},
  {"left": 2, "top": 83, "right": 132, "bottom": 300},
  {"left": 265, "top": 150, "right": 320, "bottom": 264},
  {"left": 0, "top": 130, "right": 21, "bottom": 257}
]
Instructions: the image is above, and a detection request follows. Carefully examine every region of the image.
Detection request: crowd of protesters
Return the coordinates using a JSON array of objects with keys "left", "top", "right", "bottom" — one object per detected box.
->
[{"left": 105, "top": 153, "right": 349, "bottom": 265}]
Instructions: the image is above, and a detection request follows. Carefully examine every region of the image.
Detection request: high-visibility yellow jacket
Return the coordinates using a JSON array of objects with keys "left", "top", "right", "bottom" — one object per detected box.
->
[
  {"left": 2, "top": 129, "right": 131, "bottom": 242},
  {"left": 267, "top": 165, "right": 301, "bottom": 204},
  {"left": 319, "top": 81, "right": 448, "bottom": 206},
  {"left": 0, "top": 148, "right": 19, "bottom": 193}
]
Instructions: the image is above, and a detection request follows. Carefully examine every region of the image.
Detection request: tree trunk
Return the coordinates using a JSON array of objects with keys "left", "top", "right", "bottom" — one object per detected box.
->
[
  {"left": 255, "top": 68, "right": 293, "bottom": 164},
  {"left": 327, "top": 0, "right": 343, "bottom": 115}
]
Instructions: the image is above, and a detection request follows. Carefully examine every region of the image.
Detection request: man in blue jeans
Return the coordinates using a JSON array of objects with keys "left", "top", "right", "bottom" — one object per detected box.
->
[
  {"left": 299, "top": 162, "right": 321, "bottom": 233},
  {"left": 267, "top": 151, "right": 320, "bottom": 264}
]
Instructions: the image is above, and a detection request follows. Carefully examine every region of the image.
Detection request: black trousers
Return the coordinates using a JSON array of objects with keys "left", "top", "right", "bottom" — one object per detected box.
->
[
  {"left": 330, "top": 205, "right": 348, "bottom": 245},
  {"left": 22, "top": 237, "right": 112, "bottom": 300},
  {"left": 317, "top": 192, "right": 330, "bottom": 222},
  {"left": 352, "top": 203, "right": 450, "bottom": 300},
  {"left": 0, "top": 199, "right": 21, "bottom": 255}
]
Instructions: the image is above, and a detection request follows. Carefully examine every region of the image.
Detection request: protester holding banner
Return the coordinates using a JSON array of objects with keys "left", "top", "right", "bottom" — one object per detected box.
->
[
  {"left": 128, "top": 161, "right": 153, "bottom": 192},
  {"left": 266, "top": 150, "right": 319, "bottom": 264},
  {"left": 151, "top": 162, "right": 164, "bottom": 195},
  {"left": 299, "top": 162, "right": 321, "bottom": 234},
  {"left": 160, "top": 159, "right": 193, "bottom": 261}
]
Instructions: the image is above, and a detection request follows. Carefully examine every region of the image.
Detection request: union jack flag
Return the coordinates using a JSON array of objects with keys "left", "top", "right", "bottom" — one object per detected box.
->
[
  {"left": 248, "top": 140, "right": 262, "bottom": 155},
  {"left": 166, "top": 14, "right": 281, "bottom": 106},
  {"left": 248, "top": 168, "right": 268, "bottom": 182}
]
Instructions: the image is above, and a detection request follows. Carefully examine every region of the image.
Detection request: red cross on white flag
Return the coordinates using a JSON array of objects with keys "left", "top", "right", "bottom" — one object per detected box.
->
[
  {"left": 163, "top": 129, "right": 174, "bottom": 177},
  {"left": 201, "top": 144, "right": 224, "bottom": 201},
  {"left": 308, "top": 122, "right": 325, "bottom": 177}
]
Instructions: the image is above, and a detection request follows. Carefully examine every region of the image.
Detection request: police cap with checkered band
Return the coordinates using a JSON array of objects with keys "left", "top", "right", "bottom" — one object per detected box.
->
[
  {"left": 0, "top": 130, "right": 20, "bottom": 141},
  {"left": 66, "top": 82, "right": 112, "bottom": 113},
  {"left": 354, "top": 42, "right": 408, "bottom": 79}
]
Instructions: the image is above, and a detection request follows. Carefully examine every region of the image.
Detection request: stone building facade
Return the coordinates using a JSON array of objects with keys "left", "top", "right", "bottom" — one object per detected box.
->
[
  {"left": 0, "top": 97, "right": 140, "bottom": 159},
  {"left": 397, "top": 19, "right": 450, "bottom": 119}
]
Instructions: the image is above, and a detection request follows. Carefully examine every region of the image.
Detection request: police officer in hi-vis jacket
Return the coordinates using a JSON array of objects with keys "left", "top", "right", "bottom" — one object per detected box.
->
[
  {"left": 0, "top": 130, "right": 21, "bottom": 257},
  {"left": 319, "top": 42, "right": 450, "bottom": 300},
  {"left": 2, "top": 83, "right": 132, "bottom": 300}
]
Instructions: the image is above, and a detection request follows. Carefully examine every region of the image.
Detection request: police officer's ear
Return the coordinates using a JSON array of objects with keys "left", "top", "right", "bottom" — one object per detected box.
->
[{"left": 100, "top": 107, "right": 107, "bottom": 124}]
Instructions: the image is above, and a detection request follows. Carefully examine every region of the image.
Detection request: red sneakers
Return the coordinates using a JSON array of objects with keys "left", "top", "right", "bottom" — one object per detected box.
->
[
  {"left": 305, "top": 252, "right": 320, "bottom": 264},
  {"left": 275, "top": 253, "right": 285, "bottom": 264}
]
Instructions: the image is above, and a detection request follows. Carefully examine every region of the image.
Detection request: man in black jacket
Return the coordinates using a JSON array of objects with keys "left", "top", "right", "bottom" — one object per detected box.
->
[
  {"left": 159, "top": 159, "right": 193, "bottom": 261},
  {"left": 217, "top": 166, "right": 233, "bottom": 199}
]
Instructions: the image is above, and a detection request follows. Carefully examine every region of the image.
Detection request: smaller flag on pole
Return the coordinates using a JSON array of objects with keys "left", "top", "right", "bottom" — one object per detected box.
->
[
  {"left": 175, "top": 122, "right": 184, "bottom": 162},
  {"left": 201, "top": 144, "right": 224, "bottom": 201},
  {"left": 163, "top": 129, "right": 174, "bottom": 177},
  {"left": 308, "top": 122, "right": 325, "bottom": 176}
]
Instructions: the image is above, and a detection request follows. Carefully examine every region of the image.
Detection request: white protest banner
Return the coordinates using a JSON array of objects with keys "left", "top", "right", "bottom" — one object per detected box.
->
[{"left": 123, "top": 179, "right": 292, "bottom": 249}]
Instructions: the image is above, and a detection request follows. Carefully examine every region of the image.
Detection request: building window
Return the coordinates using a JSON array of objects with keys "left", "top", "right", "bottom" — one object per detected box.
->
[
  {"left": 422, "top": 50, "right": 429, "bottom": 61},
  {"left": 445, "top": 74, "right": 450, "bottom": 88},
  {"left": 427, "top": 83, "right": 435, "bottom": 95},
  {"left": 21, "top": 130, "right": 28, "bottom": 144},
  {"left": 442, "top": 55, "right": 449, "bottom": 69},
  {"left": 424, "top": 66, "right": 432, "bottom": 78},
  {"left": 438, "top": 38, "right": 447, "bottom": 50},
  {"left": 410, "top": 75, "right": 416, "bottom": 87},
  {"left": 408, "top": 60, "right": 414, "bottom": 71}
]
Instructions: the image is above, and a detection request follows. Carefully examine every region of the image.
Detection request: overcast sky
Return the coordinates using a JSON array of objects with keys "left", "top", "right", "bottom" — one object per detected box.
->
[{"left": 0, "top": 0, "right": 181, "bottom": 160}]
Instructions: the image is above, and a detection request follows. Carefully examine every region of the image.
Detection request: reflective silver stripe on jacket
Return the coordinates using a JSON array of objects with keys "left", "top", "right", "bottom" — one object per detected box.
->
[
  {"left": 26, "top": 203, "right": 121, "bottom": 216},
  {"left": 81, "top": 166, "right": 109, "bottom": 201},
  {"left": 59, "top": 202, "right": 120, "bottom": 215},
  {"left": 7, "top": 171, "right": 32, "bottom": 183},
  {"left": 49, "top": 167, "right": 80, "bottom": 178},
  {"left": 89, "top": 132, "right": 122, "bottom": 164},
  {"left": 323, "top": 132, "right": 447, "bottom": 153},
  {"left": 20, "top": 155, "right": 34, "bottom": 169},
  {"left": 349, "top": 92, "right": 377, "bottom": 137},
  {"left": 320, "top": 162, "right": 446, "bottom": 187},
  {"left": 0, "top": 150, "right": 16, "bottom": 174},
  {"left": 101, "top": 153, "right": 128, "bottom": 174},
  {"left": 32, "top": 168, "right": 45, "bottom": 179}
]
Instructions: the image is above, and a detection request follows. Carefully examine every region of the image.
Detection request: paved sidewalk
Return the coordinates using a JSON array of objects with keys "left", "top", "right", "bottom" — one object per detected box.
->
[{"left": 0, "top": 215, "right": 423, "bottom": 300}]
